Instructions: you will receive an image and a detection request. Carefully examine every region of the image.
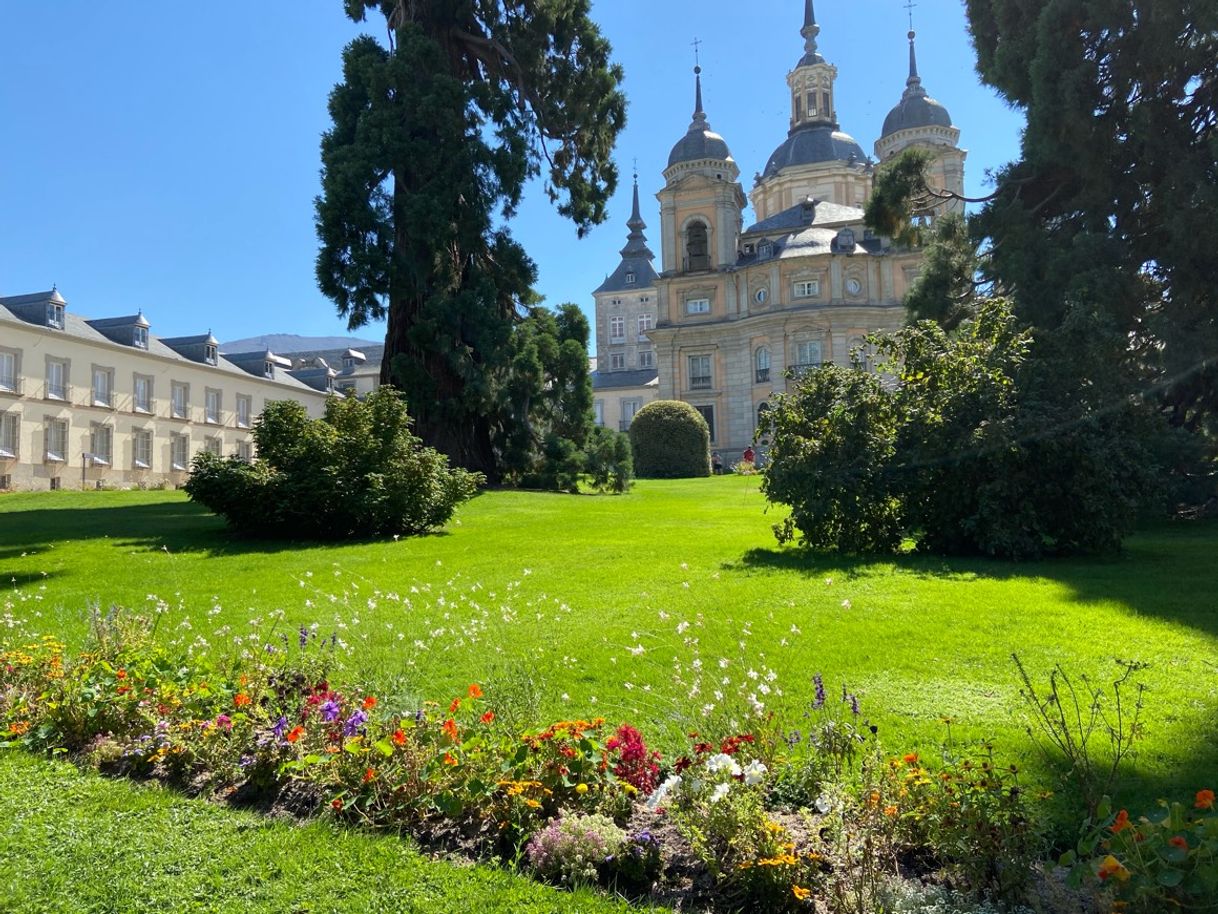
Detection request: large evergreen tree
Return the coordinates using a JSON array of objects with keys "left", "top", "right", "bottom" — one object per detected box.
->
[{"left": 315, "top": 1, "right": 625, "bottom": 481}]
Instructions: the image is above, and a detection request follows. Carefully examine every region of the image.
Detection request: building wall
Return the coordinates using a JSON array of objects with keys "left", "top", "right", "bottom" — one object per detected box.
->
[
  {"left": 594, "top": 383, "right": 659, "bottom": 433},
  {"left": 0, "top": 320, "right": 328, "bottom": 491},
  {"left": 594, "top": 288, "right": 659, "bottom": 374}
]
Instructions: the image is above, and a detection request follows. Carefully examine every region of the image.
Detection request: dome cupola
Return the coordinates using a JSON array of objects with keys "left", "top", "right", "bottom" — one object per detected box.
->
[
  {"left": 667, "top": 66, "right": 734, "bottom": 170},
  {"left": 880, "top": 30, "right": 954, "bottom": 138}
]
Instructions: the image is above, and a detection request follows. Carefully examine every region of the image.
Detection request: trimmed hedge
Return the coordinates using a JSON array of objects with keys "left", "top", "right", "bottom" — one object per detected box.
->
[{"left": 628, "top": 400, "right": 710, "bottom": 479}]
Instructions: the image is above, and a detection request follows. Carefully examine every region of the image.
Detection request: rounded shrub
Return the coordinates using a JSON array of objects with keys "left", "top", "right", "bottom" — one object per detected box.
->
[{"left": 628, "top": 400, "right": 711, "bottom": 478}]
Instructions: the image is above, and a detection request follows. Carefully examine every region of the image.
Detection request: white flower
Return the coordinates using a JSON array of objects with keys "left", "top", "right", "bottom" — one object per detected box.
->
[
  {"left": 841, "top": 599, "right": 852, "bottom": 609},
  {"left": 710, "top": 783, "right": 732, "bottom": 804},
  {"left": 646, "top": 774, "right": 682, "bottom": 811},
  {"left": 629, "top": 644, "right": 645, "bottom": 656},
  {"left": 676, "top": 621, "right": 690, "bottom": 635},
  {"left": 705, "top": 753, "right": 742, "bottom": 777},
  {"left": 743, "top": 760, "right": 768, "bottom": 787}
]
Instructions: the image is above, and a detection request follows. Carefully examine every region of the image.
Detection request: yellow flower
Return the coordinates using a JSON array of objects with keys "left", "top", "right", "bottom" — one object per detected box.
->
[
  {"left": 792, "top": 885, "right": 811, "bottom": 901},
  {"left": 575, "top": 783, "right": 589, "bottom": 795}
]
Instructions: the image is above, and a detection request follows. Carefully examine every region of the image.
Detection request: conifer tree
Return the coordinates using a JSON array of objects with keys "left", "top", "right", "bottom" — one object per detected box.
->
[{"left": 315, "top": 1, "right": 626, "bottom": 480}]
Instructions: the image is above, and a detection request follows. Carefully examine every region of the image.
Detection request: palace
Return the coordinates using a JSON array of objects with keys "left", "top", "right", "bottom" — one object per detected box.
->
[
  {"left": 592, "top": 1, "right": 965, "bottom": 454},
  {"left": 0, "top": 289, "right": 330, "bottom": 491}
]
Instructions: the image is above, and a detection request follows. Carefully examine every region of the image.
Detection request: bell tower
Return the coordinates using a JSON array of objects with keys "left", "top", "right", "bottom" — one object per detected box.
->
[{"left": 657, "top": 62, "right": 747, "bottom": 275}]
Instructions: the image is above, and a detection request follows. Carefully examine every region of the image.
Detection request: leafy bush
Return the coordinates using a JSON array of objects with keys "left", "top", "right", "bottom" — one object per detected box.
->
[
  {"left": 184, "top": 388, "right": 482, "bottom": 539},
  {"left": 761, "top": 299, "right": 1156, "bottom": 558},
  {"left": 628, "top": 400, "right": 710, "bottom": 479},
  {"left": 583, "top": 427, "right": 633, "bottom": 493},
  {"left": 1068, "top": 792, "right": 1218, "bottom": 912}
]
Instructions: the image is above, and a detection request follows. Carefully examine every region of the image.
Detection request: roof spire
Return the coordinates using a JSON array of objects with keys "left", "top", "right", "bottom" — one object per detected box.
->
[
  {"left": 903, "top": 1, "right": 925, "bottom": 95},
  {"left": 620, "top": 167, "right": 653, "bottom": 259},
  {"left": 801, "top": 0, "right": 820, "bottom": 55},
  {"left": 796, "top": 0, "right": 824, "bottom": 67},
  {"left": 690, "top": 38, "right": 708, "bottom": 127}
]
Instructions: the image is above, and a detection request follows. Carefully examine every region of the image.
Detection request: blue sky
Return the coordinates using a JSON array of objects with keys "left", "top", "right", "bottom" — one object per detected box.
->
[{"left": 0, "top": 1, "right": 1024, "bottom": 346}]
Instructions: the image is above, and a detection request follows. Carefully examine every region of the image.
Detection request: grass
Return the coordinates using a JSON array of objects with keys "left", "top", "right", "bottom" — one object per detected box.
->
[
  {"left": 0, "top": 752, "right": 646, "bottom": 914},
  {"left": 1, "top": 480, "right": 1216, "bottom": 908}
]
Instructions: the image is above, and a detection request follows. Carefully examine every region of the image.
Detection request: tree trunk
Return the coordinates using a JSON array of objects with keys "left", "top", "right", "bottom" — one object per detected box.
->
[{"left": 382, "top": 178, "right": 500, "bottom": 484}]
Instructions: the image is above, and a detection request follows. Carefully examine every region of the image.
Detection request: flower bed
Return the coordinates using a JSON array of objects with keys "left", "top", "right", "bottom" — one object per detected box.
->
[{"left": 1, "top": 608, "right": 1211, "bottom": 913}]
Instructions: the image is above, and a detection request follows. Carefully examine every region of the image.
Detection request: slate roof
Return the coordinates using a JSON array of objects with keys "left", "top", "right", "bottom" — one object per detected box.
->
[
  {"left": 762, "top": 126, "right": 868, "bottom": 179},
  {"left": 591, "top": 369, "right": 659, "bottom": 391},
  {"left": 881, "top": 32, "right": 954, "bottom": 138},
  {"left": 668, "top": 69, "right": 734, "bottom": 168},
  {"left": 744, "top": 198, "right": 865, "bottom": 236},
  {"left": 595, "top": 178, "right": 659, "bottom": 294},
  {"left": 0, "top": 290, "right": 325, "bottom": 397}
]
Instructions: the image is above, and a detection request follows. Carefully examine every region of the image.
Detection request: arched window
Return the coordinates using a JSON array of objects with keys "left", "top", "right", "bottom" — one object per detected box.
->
[
  {"left": 686, "top": 221, "right": 709, "bottom": 272},
  {"left": 754, "top": 346, "right": 771, "bottom": 384}
]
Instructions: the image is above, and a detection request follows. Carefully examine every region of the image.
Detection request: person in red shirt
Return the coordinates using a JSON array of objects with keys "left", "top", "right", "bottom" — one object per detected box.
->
[{"left": 742, "top": 446, "right": 756, "bottom": 465}]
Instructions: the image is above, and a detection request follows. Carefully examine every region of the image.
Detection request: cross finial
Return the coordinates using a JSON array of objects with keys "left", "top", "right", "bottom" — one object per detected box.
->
[
  {"left": 691, "top": 36, "right": 702, "bottom": 68},
  {"left": 904, "top": 0, "right": 917, "bottom": 32},
  {"left": 632, "top": 156, "right": 638, "bottom": 181}
]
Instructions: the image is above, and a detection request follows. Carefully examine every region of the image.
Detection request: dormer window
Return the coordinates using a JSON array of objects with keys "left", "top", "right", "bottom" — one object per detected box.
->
[
  {"left": 133, "top": 326, "right": 149, "bottom": 349},
  {"left": 758, "top": 241, "right": 774, "bottom": 259},
  {"left": 264, "top": 361, "right": 274, "bottom": 379},
  {"left": 47, "top": 303, "right": 64, "bottom": 329},
  {"left": 204, "top": 344, "right": 218, "bottom": 366},
  {"left": 625, "top": 272, "right": 636, "bottom": 285},
  {"left": 342, "top": 356, "right": 354, "bottom": 370}
]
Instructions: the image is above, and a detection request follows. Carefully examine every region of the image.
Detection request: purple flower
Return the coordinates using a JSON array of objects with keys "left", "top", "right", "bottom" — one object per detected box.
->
[
  {"left": 320, "top": 699, "right": 341, "bottom": 723},
  {"left": 342, "top": 710, "right": 368, "bottom": 738},
  {"left": 299, "top": 625, "right": 309, "bottom": 649},
  {"left": 415, "top": 708, "right": 427, "bottom": 725},
  {"left": 849, "top": 694, "right": 860, "bottom": 717},
  {"left": 813, "top": 673, "right": 826, "bottom": 709},
  {"left": 215, "top": 714, "right": 232, "bottom": 731},
  {"left": 271, "top": 716, "right": 288, "bottom": 742}
]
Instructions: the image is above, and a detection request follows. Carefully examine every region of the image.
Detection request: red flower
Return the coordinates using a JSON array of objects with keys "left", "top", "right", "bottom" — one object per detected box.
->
[
  {"left": 902, "top": 753, "right": 919, "bottom": 765},
  {"left": 1169, "top": 836, "right": 1189, "bottom": 851},
  {"left": 1111, "top": 809, "right": 1132, "bottom": 834},
  {"left": 480, "top": 711, "right": 495, "bottom": 725},
  {"left": 363, "top": 767, "right": 376, "bottom": 783},
  {"left": 331, "top": 797, "right": 343, "bottom": 811},
  {"left": 391, "top": 729, "right": 406, "bottom": 746},
  {"left": 116, "top": 669, "right": 127, "bottom": 680},
  {"left": 449, "top": 698, "right": 461, "bottom": 714},
  {"left": 234, "top": 693, "right": 252, "bottom": 708},
  {"left": 608, "top": 724, "right": 660, "bottom": 793},
  {"left": 1196, "top": 789, "right": 1215, "bottom": 810},
  {"left": 286, "top": 726, "right": 305, "bottom": 743},
  {"left": 468, "top": 683, "right": 483, "bottom": 699},
  {"left": 442, "top": 718, "right": 459, "bottom": 741},
  {"left": 443, "top": 753, "right": 458, "bottom": 766},
  {"left": 362, "top": 696, "right": 377, "bottom": 710}
]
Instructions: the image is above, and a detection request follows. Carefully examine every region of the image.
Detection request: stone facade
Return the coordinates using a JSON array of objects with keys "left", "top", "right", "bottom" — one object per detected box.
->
[{"left": 594, "top": 2, "right": 965, "bottom": 457}]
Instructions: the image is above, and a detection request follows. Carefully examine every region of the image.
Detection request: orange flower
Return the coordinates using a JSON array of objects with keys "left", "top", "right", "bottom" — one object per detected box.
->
[
  {"left": 481, "top": 711, "right": 495, "bottom": 725},
  {"left": 449, "top": 698, "right": 461, "bottom": 714},
  {"left": 116, "top": 669, "right": 127, "bottom": 680},
  {"left": 1097, "top": 855, "right": 1130, "bottom": 883},
  {"left": 442, "top": 718, "right": 459, "bottom": 741},
  {"left": 1196, "top": 789, "right": 1215, "bottom": 810},
  {"left": 883, "top": 805, "right": 899, "bottom": 818},
  {"left": 234, "top": 693, "right": 252, "bottom": 708},
  {"left": 443, "top": 753, "right": 458, "bottom": 766},
  {"left": 792, "top": 886, "right": 811, "bottom": 901},
  {"left": 902, "top": 753, "right": 919, "bottom": 765},
  {"left": 468, "top": 683, "right": 483, "bottom": 699},
  {"left": 331, "top": 797, "right": 343, "bottom": 811},
  {"left": 362, "top": 696, "right": 377, "bottom": 710},
  {"left": 391, "top": 728, "right": 407, "bottom": 746},
  {"left": 1111, "top": 809, "right": 1132, "bottom": 833},
  {"left": 363, "top": 767, "right": 376, "bottom": 783},
  {"left": 286, "top": 725, "right": 305, "bottom": 743},
  {"left": 1169, "top": 836, "right": 1189, "bottom": 850}
]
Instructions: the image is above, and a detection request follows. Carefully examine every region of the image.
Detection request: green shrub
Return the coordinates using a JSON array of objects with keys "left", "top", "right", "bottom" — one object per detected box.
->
[
  {"left": 184, "top": 387, "right": 482, "bottom": 539},
  {"left": 761, "top": 299, "right": 1156, "bottom": 558},
  {"left": 628, "top": 400, "right": 710, "bottom": 479},
  {"left": 583, "top": 427, "right": 633, "bottom": 493}
]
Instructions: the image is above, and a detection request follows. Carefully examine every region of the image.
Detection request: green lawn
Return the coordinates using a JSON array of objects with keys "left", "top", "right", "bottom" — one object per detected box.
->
[
  {"left": 0, "top": 752, "right": 643, "bottom": 914},
  {"left": 1, "top": 481, "right": 1216, "bottom": 908}
]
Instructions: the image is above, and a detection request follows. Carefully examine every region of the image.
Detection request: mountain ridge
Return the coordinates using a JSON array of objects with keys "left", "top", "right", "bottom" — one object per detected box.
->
[{"left": 220, "top": 333, "right": 380, "bottom": 354}]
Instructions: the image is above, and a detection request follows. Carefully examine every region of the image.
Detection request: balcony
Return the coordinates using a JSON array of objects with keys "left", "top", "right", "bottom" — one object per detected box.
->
[
  {"left": 0, "top": 378, "right": 23, "bottom": 397},
  {"left": 690, "top": 376, "right": 713, "bottom": 390},
  {"left": 755, "top": 368, "right": 770, "bottom": 384},
  {"left": 43, "top": 382, "right": 71, "bottom": 402}
]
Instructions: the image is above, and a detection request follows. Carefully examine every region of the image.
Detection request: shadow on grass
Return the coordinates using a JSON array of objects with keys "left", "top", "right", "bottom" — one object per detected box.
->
[
  {"left": 730, "top": 519, "right": 1218, "bottom": 639},
  {"left": 1, "top": 570, "right": 62, "bottom": 589},
  {"left": 0, "top": 500, "right": 443, "bottom": 559}
]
